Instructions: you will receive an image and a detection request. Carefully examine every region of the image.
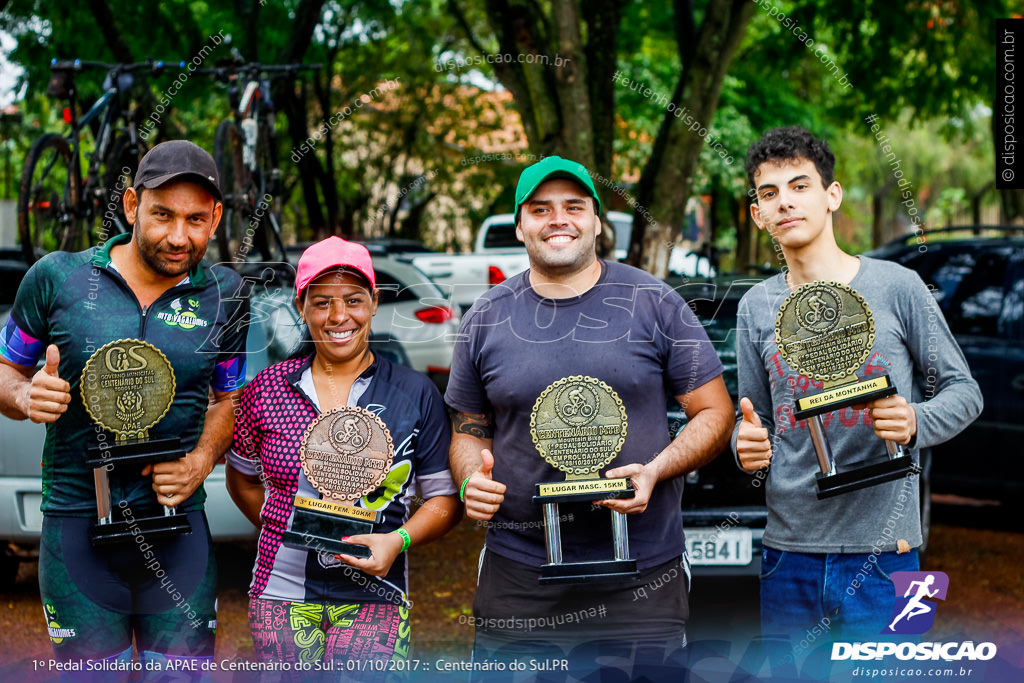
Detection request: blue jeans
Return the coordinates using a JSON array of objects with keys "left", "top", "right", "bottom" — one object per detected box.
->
[{"left": 759, "top": 546, "right": 920, "bottom": 644}]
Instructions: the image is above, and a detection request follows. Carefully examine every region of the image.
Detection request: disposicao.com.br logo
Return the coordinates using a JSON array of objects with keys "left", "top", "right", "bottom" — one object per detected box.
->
[
  {"left": 886, "top": 570, "right": 950, "bottom": 634},
  {"left": 831, "top": 571, "right": 997, "bottom": 663}
]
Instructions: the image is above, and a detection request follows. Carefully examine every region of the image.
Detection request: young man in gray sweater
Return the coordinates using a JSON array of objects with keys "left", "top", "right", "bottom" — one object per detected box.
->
[{"left": 733, "top": 126, "right": 982, "bottom": 646}]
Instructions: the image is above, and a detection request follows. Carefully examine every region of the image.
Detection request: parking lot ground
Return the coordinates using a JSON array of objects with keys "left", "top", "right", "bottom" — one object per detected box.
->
[{"left": 0, "top": 501, "right": 1021, "bottom": 681}]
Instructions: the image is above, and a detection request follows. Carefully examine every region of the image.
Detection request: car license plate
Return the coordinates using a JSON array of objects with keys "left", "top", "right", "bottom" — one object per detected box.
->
[{"left": 685, "top": 527, "right": 753, "bottom": 566}]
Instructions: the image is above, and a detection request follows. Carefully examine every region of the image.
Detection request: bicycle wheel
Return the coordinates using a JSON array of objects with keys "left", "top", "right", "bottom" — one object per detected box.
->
[
  {"left": 99, "top": 132, "right": 147, "bottom": 243},
  {"left": 213, "top": 120, "right": 248, "bottom": 266},
  {"left": 17, "top": 133, "right": 82, "bottom": 265}
]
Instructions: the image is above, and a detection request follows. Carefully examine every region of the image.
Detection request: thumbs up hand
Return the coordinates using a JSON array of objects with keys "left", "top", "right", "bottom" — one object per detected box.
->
[
  {"left": 463, "top": 448, "right": 506, "bottom": 522},
  {"left": 43, "top": 344, "right": 60, "bottom": 377},
  {"left": 22, "top": 344, "right": 71, "bottom": 423},
  {"left": 736, "top": 397, "right": 772, "bottom": 472}
]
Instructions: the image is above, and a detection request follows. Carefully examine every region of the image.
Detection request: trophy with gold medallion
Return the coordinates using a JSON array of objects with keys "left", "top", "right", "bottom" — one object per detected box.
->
[
  {"left": 281, "top": 406, "right": 394, "bottom": 558},
  {"left": 81, "top": 339, "right": 192, "bottom": 545},
  {"left": 775, "top": 281, "right": 921, "bottom": 499},
  {"left": 531, "top": 375, "right": 638, "bottom": 584}
]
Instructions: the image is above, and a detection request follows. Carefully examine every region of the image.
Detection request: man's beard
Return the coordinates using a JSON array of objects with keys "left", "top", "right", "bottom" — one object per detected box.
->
[{"left": 134, "top": 226, "right": 206, "bottom": 276}]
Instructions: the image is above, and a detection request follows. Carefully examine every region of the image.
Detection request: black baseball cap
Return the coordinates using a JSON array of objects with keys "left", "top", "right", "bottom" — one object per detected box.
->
[{"left": 134, "top": 140, "right": 222, "bottom": 202}]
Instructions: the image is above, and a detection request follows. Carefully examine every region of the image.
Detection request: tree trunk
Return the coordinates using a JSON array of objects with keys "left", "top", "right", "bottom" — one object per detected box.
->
[
  {"left": 272, "top": 0, "right": 328, "bottom": 239},
  {"left": 872, "top": 187, "right": 884, "bottom": 247},
  {"left": 708, "top": 186, "right": 719, "bottom": 257},
  {"left": 583, "top": 0, "right": 620, "bottom": 191},
  {"left": 734, "top": 192, "right": 753, "bottom": 275},
  {"left": 452, "top": 0, "right": 752, "bottom": 273},
  {"left": 971, "top": 181, "right": 993, "bottom": 225},
  {"left": 236, "top": 0, "right": 262, "bottom": 62},
  {"left": 86, "top": 0, "right": 135, "bottom": 63},
  {"left": 312, "top": 50, "right": 340, "bottom": 234},
  {"left": 453, "top": 0, "right": 621, "bottom": 220},
  {"left": 281, "top": 94, "right": 327, "bottom": 240},
  {"left": 628, "top": 0, "right": 754, "bottom": 277},
  {"left": 550, "top": 0, "right": 592, "bottom": 164}
]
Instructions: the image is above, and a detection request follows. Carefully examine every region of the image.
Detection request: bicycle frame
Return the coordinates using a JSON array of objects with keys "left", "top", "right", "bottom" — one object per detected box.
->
[
  {"left": 53, "top": 61, "right": 152, "bottom": 236},
  {"left": 72, "top": 88, "right": 133, "bottom": 233},
  {"left": 237, "top": 79, "right": 262, "bottom": 173},
  {"left": 199, "top": 60, "right": 319, "bottom": 266},
  {"left": 20, "top": 58, "right": 192, "bottom": 264},
  {"left": 217, "top": 64, "right": 289, "bottom": 260}
]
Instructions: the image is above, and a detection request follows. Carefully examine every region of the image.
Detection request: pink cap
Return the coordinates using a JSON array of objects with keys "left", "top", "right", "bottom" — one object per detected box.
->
[{"left": 295, "top": 237, "right": 376, "bottom": 297}]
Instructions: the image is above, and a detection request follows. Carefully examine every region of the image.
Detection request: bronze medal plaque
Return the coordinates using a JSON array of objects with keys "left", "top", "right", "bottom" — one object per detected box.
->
[
  {"left": 81, "top": 339, "right": 176, "bottom": 439},
  {"left": 299, "top": 406, "right": 394, "bottom": 503},
  {"left": 530, "top": 376, "right": 628, "bottom": 477},
  {"left": 775, "top": 281, "right": 875, "bottom": 383}
]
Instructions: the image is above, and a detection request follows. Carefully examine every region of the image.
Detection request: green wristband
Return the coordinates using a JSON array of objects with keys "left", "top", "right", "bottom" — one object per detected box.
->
[
  {"left": 394, "top": 528, "right": 412, "bottom": 552},
  {"left": 459, "top": 475, "right": 471, "bottom": 501}
]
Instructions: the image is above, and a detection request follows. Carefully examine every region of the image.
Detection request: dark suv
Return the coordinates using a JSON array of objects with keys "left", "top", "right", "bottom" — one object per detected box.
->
[
  {"left": 867, "top": 227, "right": 1024, "bottom": 507},
  {"left": 667, "top": 276, "right": 768, "bottom": 576}
]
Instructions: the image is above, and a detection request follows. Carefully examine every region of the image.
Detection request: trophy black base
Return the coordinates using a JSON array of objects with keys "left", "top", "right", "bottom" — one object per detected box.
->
[
  {"left": 539, "top": 559, "right": 639, "bottom": 585},
  {"left": 282, "top": 505, "right": 382, "bottom": 558},
  {"left": 86, "top": 438, "right": 184, "bottom": 468},
  {"left": 816, "top": 455, "right": 922, "bottom": 500},
  {"left": 90, "top": 514, "right": 193, "bottom": 546}
]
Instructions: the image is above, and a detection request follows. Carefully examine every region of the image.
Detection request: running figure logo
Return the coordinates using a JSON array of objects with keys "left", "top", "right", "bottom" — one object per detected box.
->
[{"left": 884, "top": 571, "right": 949, "bottom": 634}]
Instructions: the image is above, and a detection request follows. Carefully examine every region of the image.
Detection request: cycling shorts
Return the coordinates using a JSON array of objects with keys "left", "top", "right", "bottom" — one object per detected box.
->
[{"left": 38, "top": 511, "right": 217, "bottom": 666}]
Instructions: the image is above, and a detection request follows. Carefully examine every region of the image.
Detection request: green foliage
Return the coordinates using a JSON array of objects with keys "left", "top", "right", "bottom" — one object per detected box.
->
[
  {"left": 0, "top": 0, "right": 1012, "bottom": 259},
  {"left": 1, "top": 0, "right": 511, "bottom": 247},
  {"left": 608, "top": 0, "right": 1007, "bottom": 261}
]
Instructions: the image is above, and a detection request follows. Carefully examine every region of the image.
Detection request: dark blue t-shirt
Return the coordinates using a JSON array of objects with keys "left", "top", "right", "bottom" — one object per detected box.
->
[{"left": 445, "top": 260, "right": 723, "bottom": 570}]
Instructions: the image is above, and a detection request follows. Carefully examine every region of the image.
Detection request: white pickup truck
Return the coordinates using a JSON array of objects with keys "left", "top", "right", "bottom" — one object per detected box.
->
[
  {"left": 402, "top": 214, "right": 531, "bottom": 313},
  {"left": 406, "top": 211, "right": 644, "bottom": 312},
  {"left": 399, "top": 210, "right": 701, "bottom": 313}
]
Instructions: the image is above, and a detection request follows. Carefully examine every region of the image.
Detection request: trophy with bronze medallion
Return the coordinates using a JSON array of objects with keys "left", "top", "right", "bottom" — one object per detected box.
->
[
  {"left": 281, "top": 406, "right": 395, "bottom": 558},
  {"left": 530, "top": 375, "right": 639, "bottom": 584},
  {"left": 81, "top": 339, "right": 192, "bottom": 545},
  {"left": 775, "top": 281, "right": 920, "bottom": 499}
]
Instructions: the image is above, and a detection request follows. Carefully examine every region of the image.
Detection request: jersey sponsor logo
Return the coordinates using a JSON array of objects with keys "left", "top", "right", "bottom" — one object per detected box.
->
[
  {"left": 362, "top": 460, "right": 412, "bottom": 511},
  {"left": 44, "top": 602, "right": 78, "bottom": 643},
  {"left": 157, "top": 296, "right": 210, "bottom": 330}
]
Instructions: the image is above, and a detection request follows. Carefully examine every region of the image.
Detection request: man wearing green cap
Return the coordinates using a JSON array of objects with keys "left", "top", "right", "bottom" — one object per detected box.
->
[{"left": 446, "top": 156, "right": 734, "bottom": 677}]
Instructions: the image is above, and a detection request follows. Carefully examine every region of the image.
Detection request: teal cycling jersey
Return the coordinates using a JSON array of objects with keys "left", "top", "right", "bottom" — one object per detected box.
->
[{"left": 0, "top": 233, "right": 250, "bottom": 516}]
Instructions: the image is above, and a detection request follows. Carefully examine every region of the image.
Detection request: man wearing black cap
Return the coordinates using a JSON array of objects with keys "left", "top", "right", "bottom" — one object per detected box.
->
[
  {"left": 0, "top": 140, "right": 250, "bottom": 673},
  {"left": 446, "top": 156, "right": 734, "bottom": 677}
]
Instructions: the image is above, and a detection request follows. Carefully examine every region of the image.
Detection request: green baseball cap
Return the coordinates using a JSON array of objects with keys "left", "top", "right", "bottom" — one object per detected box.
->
[{"left": 514, "top": 156, "right": 602, "bottom": 218}]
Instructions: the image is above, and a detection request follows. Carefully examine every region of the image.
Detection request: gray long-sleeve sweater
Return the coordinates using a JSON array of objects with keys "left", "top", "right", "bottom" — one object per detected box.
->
[{"left": 731, "top": 256, "right": 983, "bottom": 553}]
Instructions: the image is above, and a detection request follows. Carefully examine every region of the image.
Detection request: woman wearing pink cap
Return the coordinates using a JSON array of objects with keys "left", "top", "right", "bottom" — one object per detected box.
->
[{"left": 226, "top": 236, "right": 461, "bottom": 678}]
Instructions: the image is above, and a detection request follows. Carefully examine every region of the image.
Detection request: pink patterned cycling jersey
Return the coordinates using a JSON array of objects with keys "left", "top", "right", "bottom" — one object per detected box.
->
[{"left": 231, "top": 354, "right": 454, "bottom": 603}]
